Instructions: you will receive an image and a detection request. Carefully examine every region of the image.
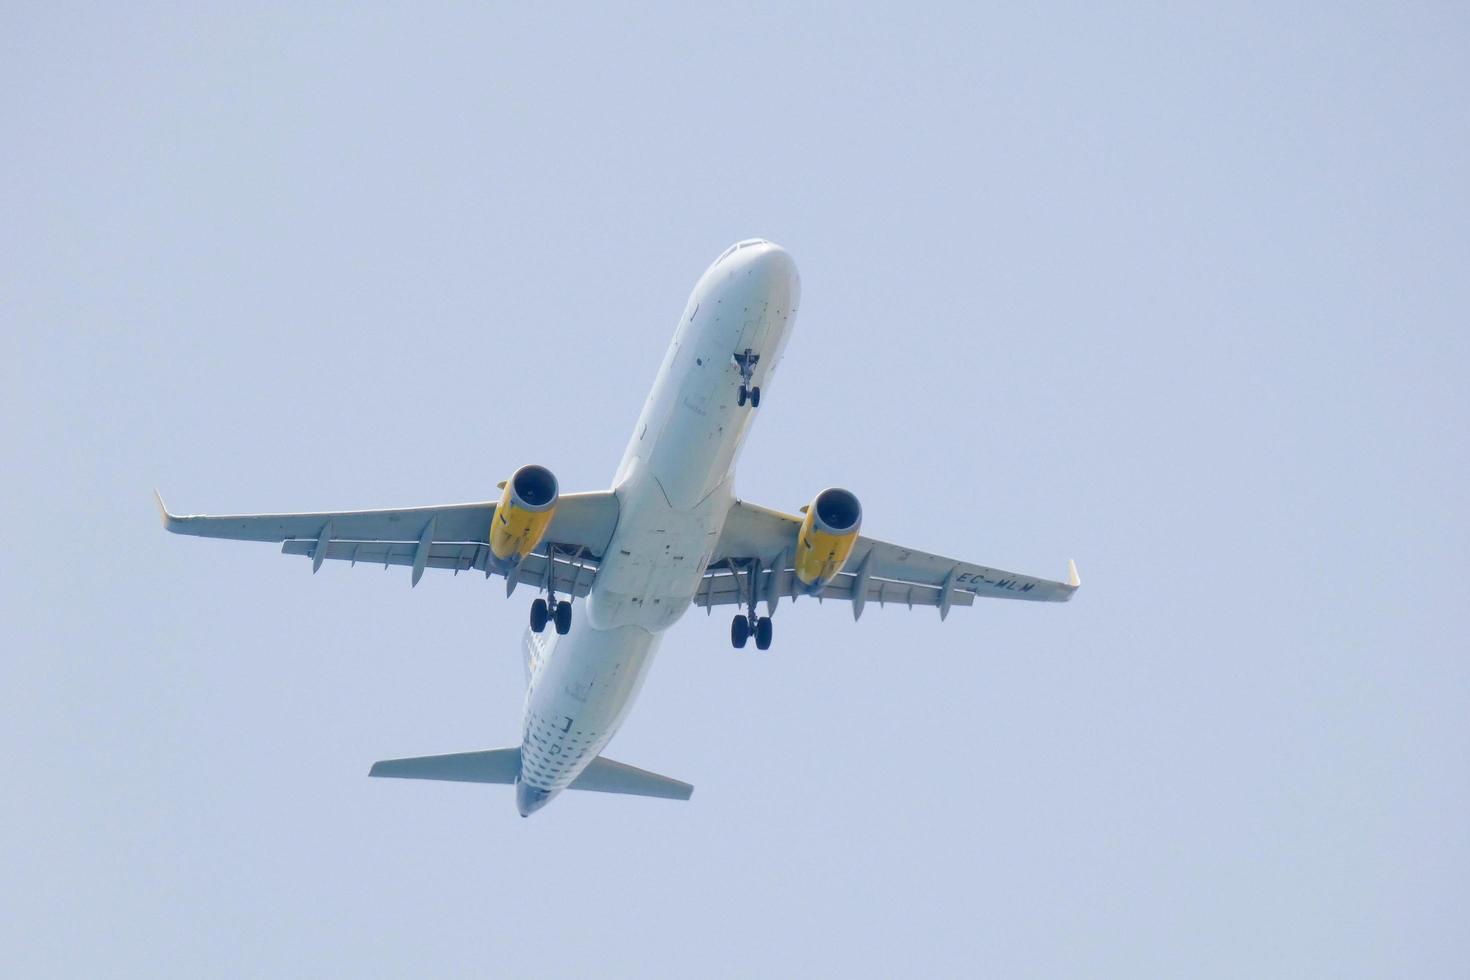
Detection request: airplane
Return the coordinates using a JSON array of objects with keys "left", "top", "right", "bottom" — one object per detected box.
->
[{"left": 158, "top": 238, "right": 1079, "bottom": 816}]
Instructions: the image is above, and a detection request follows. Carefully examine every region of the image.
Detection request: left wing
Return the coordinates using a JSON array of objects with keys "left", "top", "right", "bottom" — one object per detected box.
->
[
  {"left": 702, "top": 499, "right": 1079, "bottom": 619},
  {"left": 156, "top": 489, "right": 619, "bottom": 591}
]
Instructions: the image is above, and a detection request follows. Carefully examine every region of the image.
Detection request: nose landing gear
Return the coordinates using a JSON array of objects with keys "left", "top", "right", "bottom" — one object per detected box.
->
[{"left": 734, "top": 349, "right": 761, "bottom": 408}]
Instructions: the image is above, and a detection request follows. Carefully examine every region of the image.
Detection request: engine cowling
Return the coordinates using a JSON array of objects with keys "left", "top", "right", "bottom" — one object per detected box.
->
[
  {"left": 794, "top": 487, "right": 862, "bottom": 591},
  {"left": 489, "top": 464, "right": 559, "bottom": 566}
]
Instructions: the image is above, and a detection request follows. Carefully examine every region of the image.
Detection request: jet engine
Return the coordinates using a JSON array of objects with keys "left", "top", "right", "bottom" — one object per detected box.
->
[
  {"left": 794, "top": 487, "right": 862, "bottom": 591},
  {"left": 489, "top": 464, "right": 559, "bottom": 567}
]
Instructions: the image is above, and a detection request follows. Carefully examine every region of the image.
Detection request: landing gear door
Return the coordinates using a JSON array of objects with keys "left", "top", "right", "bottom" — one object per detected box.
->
[{"left": 735, "top": 300, "right": 770, "bottom": 357}]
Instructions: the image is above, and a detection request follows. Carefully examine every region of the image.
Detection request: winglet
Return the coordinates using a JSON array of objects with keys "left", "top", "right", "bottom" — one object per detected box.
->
[
  {"left": 1067, "top": 558, "right": 1081, "bottom": 588},
  {"left": 154, "top": 489, "right": 179, "bottom": 531}
]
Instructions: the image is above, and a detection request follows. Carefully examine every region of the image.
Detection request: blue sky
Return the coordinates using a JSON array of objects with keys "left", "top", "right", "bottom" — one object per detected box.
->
[{"left": 3, "top": 4, "right": 1467, "bottom": 977}]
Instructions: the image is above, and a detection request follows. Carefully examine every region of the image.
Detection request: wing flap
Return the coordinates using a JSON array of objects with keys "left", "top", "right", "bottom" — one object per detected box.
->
[
  {"left": 693, "top": 562, "right": 977, "bottom": 610},
  {"left": 279, "top": 539, "right": 600, "bottom": 597}
]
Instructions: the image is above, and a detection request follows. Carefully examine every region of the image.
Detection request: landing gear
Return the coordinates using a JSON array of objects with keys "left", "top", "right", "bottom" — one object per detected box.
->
[
  {"left": 726, "top": 555, "right": 782, "bottom": 646},
  {"left": 530, "top": 598, "right": 572, "bottom": 635},
  {"left": 731, "top": 613, "right": 773, "bottom": 649},
  {"left": 530, "top": 547, "right": 573, "bottom": 636},
  {"left": 729, "top": 556, "right": 776, "bottom": 650},
  {"left": 734, "top": 348, "right": 761, "bottom": 408}
]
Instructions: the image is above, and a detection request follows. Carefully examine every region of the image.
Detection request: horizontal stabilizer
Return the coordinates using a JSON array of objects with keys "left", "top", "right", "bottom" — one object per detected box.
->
[
  {"left": 570, "top": 756, "right": 693, "bottom": 800},
  {"left": 369, "top": 748, "right": 520, "bottom": 784},
  {"left": 368, "top": 747, "right": 693, "bottom": 801}
]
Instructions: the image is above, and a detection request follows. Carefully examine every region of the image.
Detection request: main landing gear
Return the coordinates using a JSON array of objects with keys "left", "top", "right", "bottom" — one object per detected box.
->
[
  {"left": 529, "top": 551, "right": 572, "bottom": 635},
  {"left": 729, "top": 557, "right": 774, "bottom": 650},
  {"left": 734, "top": 348, "right": 761, "bottom": 408},
  {"left": 731, "top": 612, "right": 773, "bottom": 651},
  {"left": 529, "top": 597, "right": 571, "bottom": 636}
]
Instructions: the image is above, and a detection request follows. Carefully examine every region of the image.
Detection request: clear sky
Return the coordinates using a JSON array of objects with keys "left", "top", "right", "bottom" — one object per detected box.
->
[{"left": 3, "top": 4, "right": 1466, "bottom": 977}]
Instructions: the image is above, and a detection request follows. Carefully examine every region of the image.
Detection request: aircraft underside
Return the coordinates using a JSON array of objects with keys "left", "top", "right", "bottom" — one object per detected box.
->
[{"left": 159, "top": 239, "right": 1078, "bottom": 815}]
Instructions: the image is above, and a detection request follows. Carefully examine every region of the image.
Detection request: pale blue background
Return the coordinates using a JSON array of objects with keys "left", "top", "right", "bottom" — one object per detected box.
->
[{"left": 3, "top": 4, "right": 1466, "bottom": 977}]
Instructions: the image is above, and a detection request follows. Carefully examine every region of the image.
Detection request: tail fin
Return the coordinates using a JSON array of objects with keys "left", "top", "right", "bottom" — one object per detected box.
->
[{"left": 368, "top": 747, "right": 692, "bottom": 801}]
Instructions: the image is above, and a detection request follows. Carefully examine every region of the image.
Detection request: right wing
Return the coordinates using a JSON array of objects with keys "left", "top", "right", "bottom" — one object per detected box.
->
[
  {"left": 704, "top": 499, "right": 1078, "bottom": 619},
  {"left": 156, "top": 489, "right": 619, "bottom": 592}
]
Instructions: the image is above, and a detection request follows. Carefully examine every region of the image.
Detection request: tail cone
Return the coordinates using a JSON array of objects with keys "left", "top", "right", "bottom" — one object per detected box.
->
[{"left": 515, "top": 780, "right": 554, "bottom": 817}]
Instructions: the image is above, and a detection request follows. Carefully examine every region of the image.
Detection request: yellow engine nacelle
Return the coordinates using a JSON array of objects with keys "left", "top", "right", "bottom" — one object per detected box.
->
[
  {"left": 794, "top": 487, "right": 862, "bottom": 591},
  {"left": 489, "top": 464, "right": 559, "bottom": 566}
]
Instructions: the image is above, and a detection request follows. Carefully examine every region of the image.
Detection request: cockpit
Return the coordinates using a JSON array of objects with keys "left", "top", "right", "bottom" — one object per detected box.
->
[{"left": 715, "top": 239, "right": 769, "bottom": 264}]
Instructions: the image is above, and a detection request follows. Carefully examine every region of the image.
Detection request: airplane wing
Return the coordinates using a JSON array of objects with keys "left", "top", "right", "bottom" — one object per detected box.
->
[
  {"left": 701, "top": 499, "right": 1079, "bottom": 619},
  {"left": 155, "top": 489, "right": 619, "bottom": 593}
]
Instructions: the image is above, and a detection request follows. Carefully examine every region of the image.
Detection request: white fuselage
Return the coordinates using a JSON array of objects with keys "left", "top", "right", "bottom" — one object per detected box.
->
[{"left": 515, "top": 240, "right": 799, "bottom": 814}]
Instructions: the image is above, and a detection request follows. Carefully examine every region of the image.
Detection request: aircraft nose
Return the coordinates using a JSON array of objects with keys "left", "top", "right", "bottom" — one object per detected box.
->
[
  {"left": 746, "top": 240, "right": 798, "bottom": 286},
  {"left": 516, "top": 780, "right": 553, "bottom": 817},
  {"left": 732, "top": 240, "right": 800, "bottom": 306}
]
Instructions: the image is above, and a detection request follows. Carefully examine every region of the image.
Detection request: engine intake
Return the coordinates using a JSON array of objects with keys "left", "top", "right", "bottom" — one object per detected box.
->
[
  {"left": 795, "top": 487, "right": 862, "bottom": 590},
  {"left": 490, "top": 464, "right": 559, "bottom": 565}
]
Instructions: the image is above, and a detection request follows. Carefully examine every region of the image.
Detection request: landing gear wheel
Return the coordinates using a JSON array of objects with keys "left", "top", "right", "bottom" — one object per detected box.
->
[
  {"left": 749, "top": 386, "right": 761, "bottom": 408},
  {"left": 529, "top": 598, "right": 549, "bottom": 633},
  {"left": 731, "top": 614, "right": 750, "bottom": 649},
  {"left": 737, "top": 386, "right": 748, "bottom": 407},
  {"left": 554, "top": 600, "right": 572, "bottom": 635},
  {"left": 755, "top": 616, "right": 773, "bottom": 650}
]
